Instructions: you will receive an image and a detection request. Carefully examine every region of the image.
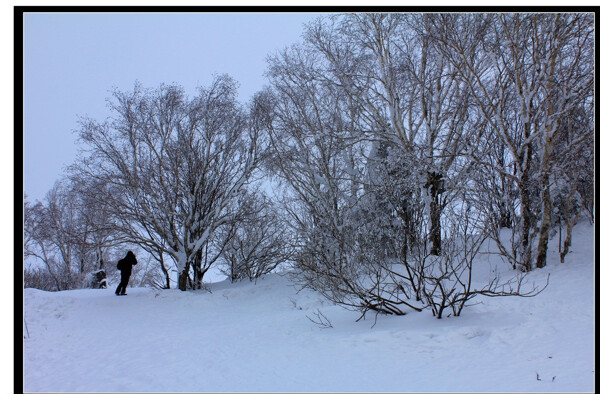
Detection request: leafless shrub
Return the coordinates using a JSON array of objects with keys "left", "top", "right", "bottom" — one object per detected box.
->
[{"left": 306, "top": 309, "right": 333, "bottom": 329}]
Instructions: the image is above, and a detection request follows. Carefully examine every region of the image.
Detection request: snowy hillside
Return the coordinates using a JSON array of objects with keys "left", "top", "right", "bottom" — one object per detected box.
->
[{"left": 23, "top": 223, "right": 594, "bottom": 392}]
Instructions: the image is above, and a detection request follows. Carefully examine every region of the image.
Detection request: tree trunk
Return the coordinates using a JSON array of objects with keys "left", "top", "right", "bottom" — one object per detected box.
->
[
  {"left": 196, "top": 270, "right": 205, "bottom": 288},
  {"left": 400, "top": 206, "right": 420, "bottom": 300},
  {"left": 498, "top": 201, "right": 512, "bottom": 229},
  {"left": 560, "top": 182, "right": 583, "bottom": 264},
  {"left": 536, "top": 41, "right": 560, "bottom": 269},
  {"left": 519, "top": 187, "right": 533, "bottom": 271},
  {"left": 178, "top": 263, "right": 191, "bottom": 291},
  {"left": 430, "top": 200, "right": 442, "bottom": 256},
  {"left": 230, "top": 254, "right": 237, "bottom": 283},
  {"left": 177, "top": 272, "right": 187, "bottom": 291},
  {"left": 497, "top": 150, "right": 512, "bottom": 229},
  {"left": 518, "top": 145, "right": 534, "bottom": 272},
  {"left": 192, "top": 248, "right": 206, "bottom": 290},
  {"left": 159, "top": 255, "right": 170, "bottom": 289},
  {"left": 560, "top": 215, "right": 579, "bottom": 264},
  {"left": 425, "top": 172, "right": 444, "bottom": 256},
  {"left": 535, "top": 171, "right": 552, "bottom": 268}
]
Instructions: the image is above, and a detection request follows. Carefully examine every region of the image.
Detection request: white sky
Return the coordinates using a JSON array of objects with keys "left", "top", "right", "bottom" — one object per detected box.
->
[
  {"left": 20, "top": 5, "right": 596, "bottom": 201},
  {"left": 23, "top": 11, "right": 323, "bottom": 202}
]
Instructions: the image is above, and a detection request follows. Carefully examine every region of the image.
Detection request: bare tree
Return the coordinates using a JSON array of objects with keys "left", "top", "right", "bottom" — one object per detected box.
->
[
  {"left": 24, "top": 266, "right": 63, "bottom": 291},
  {"left": 264, "top": 38, "right": 410, "bottom": 316},
  {"left": 301, "top": 14, "right": 479, "bottom": 256},
  {"left": 24, "top": 195, "right": 66, "bottom": 291},
  {"left": 264, "top": 12, "right": 556, "bottom": 321},
  {"left": 551, "top": 104, "right": 594, "bottom": 263},
  {"left": 73, "top": 76, "right": 266, "bottom": 290},
  {"left": 430, "top": 13, "right": 593, "bottom": 270},
  {"left": 530, "top": 14, "right": 594, "bottom": 268},
  {"left": 220, "top": 191, "right": 291, "bottom": 282},
  {"left": 24, "top": 180, "right": 119, "bottom": 290},
  {"left": 68, "top": 176, "right": 124, "bottom": 273}
]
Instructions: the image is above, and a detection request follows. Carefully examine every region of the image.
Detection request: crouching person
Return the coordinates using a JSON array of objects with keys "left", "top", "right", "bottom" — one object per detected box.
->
[{"left": 116, "top": 250, "right": 138, "bottom": 296}]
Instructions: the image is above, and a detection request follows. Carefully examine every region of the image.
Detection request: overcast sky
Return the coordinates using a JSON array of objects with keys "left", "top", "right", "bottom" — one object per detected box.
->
[{"left": 24, "top": 12, "right": 323, "bottom": 202}]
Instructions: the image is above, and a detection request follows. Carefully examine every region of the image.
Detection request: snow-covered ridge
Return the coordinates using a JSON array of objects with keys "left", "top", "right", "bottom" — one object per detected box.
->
[{"left": 23, "top": 223, "right": 594, "bottom": 392}]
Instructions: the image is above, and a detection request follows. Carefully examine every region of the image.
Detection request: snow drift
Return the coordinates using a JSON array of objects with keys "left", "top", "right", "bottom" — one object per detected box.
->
[{"left": 23, "top": 223, "right": 594, "bottom": 392}]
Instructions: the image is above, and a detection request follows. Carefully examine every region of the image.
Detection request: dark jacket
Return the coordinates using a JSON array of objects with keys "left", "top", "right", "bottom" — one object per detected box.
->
[{"left": 117, "top": 251, "right": 138, "bottom": 275}]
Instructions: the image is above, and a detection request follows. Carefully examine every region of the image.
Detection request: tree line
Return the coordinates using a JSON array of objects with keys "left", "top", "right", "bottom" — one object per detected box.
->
[{"left": 24, "top": 13, "right": 594, "bottom": 319}]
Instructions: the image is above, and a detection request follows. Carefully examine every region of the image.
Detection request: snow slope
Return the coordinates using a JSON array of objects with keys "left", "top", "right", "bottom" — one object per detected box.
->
[{"left": 23, "top": 223, "right": 594, "bottom": 392}]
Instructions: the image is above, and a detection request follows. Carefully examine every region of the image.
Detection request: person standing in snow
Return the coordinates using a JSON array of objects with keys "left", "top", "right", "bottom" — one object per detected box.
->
[{"left": 116, "top": 250, "right": 138, "bottom": 296}]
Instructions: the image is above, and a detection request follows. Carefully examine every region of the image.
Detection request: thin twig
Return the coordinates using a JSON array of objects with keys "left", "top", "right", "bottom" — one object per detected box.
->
[{"left": 306, "top": 309, "right": 333, "bottom": 329}]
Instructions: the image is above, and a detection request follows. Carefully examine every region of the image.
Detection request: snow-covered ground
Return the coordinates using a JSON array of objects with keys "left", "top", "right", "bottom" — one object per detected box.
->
[{"left": 23, "top": 223, "right": 594, "bottom": 392}]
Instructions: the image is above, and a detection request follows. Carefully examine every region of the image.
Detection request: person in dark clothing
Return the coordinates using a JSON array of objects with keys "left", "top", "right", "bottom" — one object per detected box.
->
[{"left": 116, "top": 250, "right": 138, "bottom": 296}]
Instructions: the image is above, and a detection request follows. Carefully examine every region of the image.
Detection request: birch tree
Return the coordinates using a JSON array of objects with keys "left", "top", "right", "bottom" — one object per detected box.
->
[
  {"left": 265, "top": 12, "right": 555, "bottom": 320},
  {"left": 300, "top": 14, "right": 479, "bottom": 256},
  {"left": 430, "top": 13, "right": 594, "bottom": 270}
]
